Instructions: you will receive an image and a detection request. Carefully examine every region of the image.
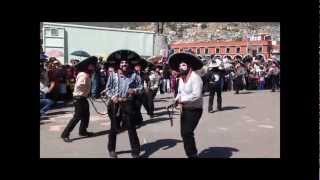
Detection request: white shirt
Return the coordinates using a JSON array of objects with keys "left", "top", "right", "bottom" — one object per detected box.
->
[
  {"left": 73, "top": 72, "right": 91, "bottom": 97},
  {"left": 40, "top": 82, "right": 49, "bottom": 94},
  {"left": 149, "top": 73, "right": 160, "bottom": 90},
  {"left": 175, "top": 71, "right": 203, "bottom": 109}
]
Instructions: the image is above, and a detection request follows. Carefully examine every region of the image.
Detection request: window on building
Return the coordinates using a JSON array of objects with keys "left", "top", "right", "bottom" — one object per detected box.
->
[
  {"left": 205, "top": 48, "right": 209, "bottom": 54},
  {"left": 196, "top": 48, "right": 200, "bottom": 54},
  {"left": 180, "top": 48, "right": 183, "bottom": 52},
  {"left": 226, "top": 48, "right": 230, "bottom": 53},
  {"left": 258, "top": 47, "right": 262, "bottom": 53},
  {"left": 216, "top": 48, "right": 220, "bottom": 54},
  {"left": 236, "top": 47, "right": 240, "bottom": 53},
  {"left": 51, "top": 29, "right": 59, "bottom": 36}
]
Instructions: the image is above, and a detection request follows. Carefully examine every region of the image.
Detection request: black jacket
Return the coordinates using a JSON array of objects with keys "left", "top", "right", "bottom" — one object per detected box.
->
[{"left": 205, "top": 68, "right": 223, "bottom": 87}]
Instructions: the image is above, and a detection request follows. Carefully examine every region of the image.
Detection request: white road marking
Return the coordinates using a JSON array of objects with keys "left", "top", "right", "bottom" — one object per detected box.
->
[
  {"left": 245, "top": 119, "right": 256, "bottom": 122},
  {"left": 55, "top": 114, "right": 73, "bottom": 119},
  {"left": 218, "top": 127, "right": 228, "bottom": 131},
  {"left": 48, "top": 125, "right": 66, "bottom": 132},
  {"left": 258, "top": 125, "right": 274, "bottom": 129}
]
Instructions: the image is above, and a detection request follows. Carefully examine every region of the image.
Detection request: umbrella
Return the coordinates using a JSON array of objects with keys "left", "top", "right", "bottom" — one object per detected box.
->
[
  {"left": 40, "top": 53, "right": 48, "bottom": 62},
  {"left": 94, "top": 52, "right": 109, "bottom": 61},
  {"left": 147, "top": 55, "right": 163, "bottom": 64},
  {"left": 71, "top": 50, "right": 90, "bottom": 57},
  {"left": 46, "top": 49, "right": 64, "bottom": 58}
]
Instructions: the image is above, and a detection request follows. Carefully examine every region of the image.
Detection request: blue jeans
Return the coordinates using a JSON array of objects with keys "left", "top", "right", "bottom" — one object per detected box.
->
[
  {"left": 40, "top": 98, "right": 55, "bottom": 115},
  {"left": 258, "top": 81, "right": 265, "bottom": 90},
  {"left": 162, "top": 79, "right": 170, "bottom": 93},
  {"left": 91, "top": 72, "right": 101, "bottom": 98}
]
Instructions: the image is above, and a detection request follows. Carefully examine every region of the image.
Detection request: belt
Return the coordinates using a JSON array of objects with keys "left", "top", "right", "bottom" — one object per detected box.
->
[
  {"left": 118, "top": 96, "right": 135, "bottom": 102},
  {"left": 73, "top": 96, "right": 87, "bottom": 100},
  {"left": 118, "top": 97, "right": 128, "bottom": 102}
]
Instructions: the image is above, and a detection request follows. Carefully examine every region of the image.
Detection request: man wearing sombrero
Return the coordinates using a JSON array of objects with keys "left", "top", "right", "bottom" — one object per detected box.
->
[
  {"left": 233, "top": 60, "right": 246, "bottom": 94},
  {"left": 61, "top": 56, "right": 98, "bottom": 143},
  {"left": 132, "top": 58, "right": 156, "bottom": 126},
  {"left": 205, "top": 59, "right": 224, "bottom": 113},
  {"left": 104, "top": 50, "right": 143, "bottom": 158},
  {"left": 168, "top": 52, "right": 204, "bottom": 158}
]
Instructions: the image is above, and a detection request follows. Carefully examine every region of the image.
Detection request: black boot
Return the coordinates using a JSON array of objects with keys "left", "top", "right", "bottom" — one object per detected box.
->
[
  {"left": 61, "top": 135, "right": 72, "bottom": 143},
  {"left": 188, "top": 154, "right": 199, "bottom": 159},
  {"left": 109, "top": 151, "right": 118, "bottom": 158},
  {"left": 132, "top": 153, "right": 140, "bottom": 158}
]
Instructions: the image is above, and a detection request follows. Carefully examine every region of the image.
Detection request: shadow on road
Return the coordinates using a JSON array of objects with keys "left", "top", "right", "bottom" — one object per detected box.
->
[
  {"left": 154, "top": 106, "right": 167, "bottom": 111},
  {"left": 153, "top": 110, "right": 179, "bottom": 117},
  {"left": 154, "top": 99, "right": 168, "bottom": 103},
  {"left": 239, "top": 91, "right": 254, "bottom": 94},
  {"left": 40, "top": 119, "right": 52, "bottom": 125},
  {"left": 70, "top": 130, "right": 112, "bottom": 142},
  {"left": 202, "top": 93, "right": 209, "bottom": 97},
  {"left": 46, "top": 110, "right": 73, "bottom": 116},
  {"left": 40, "top": 116, "right": 50, "bottom": 121},
  {"left": 140, "top": 139, "right": 183, "bottom": 158},
  {"left": 198, "top": 147, "right": 239, "bottom": 158},
  {"left": 51, "top": 103, "right": 74, "bottom": 110},
  {"left": 157, "top": 96, "right": 173, "bottom": 100},
  {"left": 220, "top": 106, "right": 245, "bottom": 111},
  {"left": 138, "top": 139, "right": 183, "bottom": 158},
  {"left": 138, "top": 117, "right": 173, "bottom": 129}
]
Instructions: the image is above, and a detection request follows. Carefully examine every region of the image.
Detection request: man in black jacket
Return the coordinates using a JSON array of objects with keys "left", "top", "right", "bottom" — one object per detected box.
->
[{"left": 205, "top": 59, "right": 223, "bottom": 113}]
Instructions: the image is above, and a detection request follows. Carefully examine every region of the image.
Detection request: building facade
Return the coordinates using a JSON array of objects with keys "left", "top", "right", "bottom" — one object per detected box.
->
[
  {"left": 170, "top": 34, "right": 275, "bottom": 60},
  {"left": 41, "top": 22, "right": 156, "bottom": 64}
]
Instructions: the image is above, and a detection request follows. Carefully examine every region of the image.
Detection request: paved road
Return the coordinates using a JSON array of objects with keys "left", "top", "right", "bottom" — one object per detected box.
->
[{"left": 40, "top": 89, "right": 280, "bottom": 158}]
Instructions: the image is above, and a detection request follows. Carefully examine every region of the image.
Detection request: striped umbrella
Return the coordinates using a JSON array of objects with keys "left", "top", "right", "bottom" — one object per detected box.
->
[{"left": 46, "top": 49, "right": 64, "bottom": 58}]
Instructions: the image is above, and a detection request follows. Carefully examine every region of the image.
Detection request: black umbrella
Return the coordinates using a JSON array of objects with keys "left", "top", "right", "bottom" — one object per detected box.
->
[{"left": 71, "top": 50, "right": 91, "bottom": 57}]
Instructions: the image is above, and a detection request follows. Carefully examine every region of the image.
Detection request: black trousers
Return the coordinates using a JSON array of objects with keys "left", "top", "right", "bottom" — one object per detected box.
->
[
  {"left": 270, "top": 75, "right": 277, "bottom": 91},
  {"left": 150, "top": 89, "right": 158, "bottom": 99},
  {"left": 133, "top": 95, "right": 144, "bottom": 126},
  {"left": 208, "top": 85, "right": 222, "bottom": 111},
  {"left": 233, "top": 77, "right": 242, "bottom": 94},
  {"left": 107, "top": 101, "right": 121, "bottom": 131},
  {"left": 142, "top": 89, "right": 154, "bottom": 115},
  {"left": 108, "top": 100, "right": 141, "bottom": 155},
  {"left": 180, "top": 108, "right": 203, "bottom": 157},
  {"left": 61, "top": 97, "right": 89, "bottom": 137}
]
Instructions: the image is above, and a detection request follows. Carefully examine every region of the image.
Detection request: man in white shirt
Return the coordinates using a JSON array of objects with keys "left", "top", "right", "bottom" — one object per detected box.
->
[
  {"left": 61, "top": 56, "right": 98, "bottom": 143},
  {"left": 168, "top": 52, "right": 203, "bottom": 158}
]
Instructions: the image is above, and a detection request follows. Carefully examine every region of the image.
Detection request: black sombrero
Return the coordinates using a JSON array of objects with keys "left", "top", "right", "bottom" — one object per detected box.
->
[
  {"left": 136, "top": 58, "right": 155, "bottom": 70},
  {"left": 74, "top": 56, "right": 98, "bottom": 70},
  {"left": 106, "top": 49, "right": 141, "bottom": 66},
  {"left": 103, "top": 59, "right": 118, "bottom": 69},
  {"left": 168, "top": 52, "right": 203, "bottom": 71}
]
